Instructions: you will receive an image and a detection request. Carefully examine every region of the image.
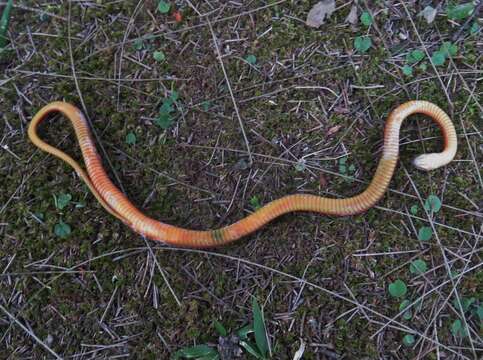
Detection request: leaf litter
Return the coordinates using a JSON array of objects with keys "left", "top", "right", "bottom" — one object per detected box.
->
[{"left": 306, "top": 0, "right": 336, "bottom": 28}]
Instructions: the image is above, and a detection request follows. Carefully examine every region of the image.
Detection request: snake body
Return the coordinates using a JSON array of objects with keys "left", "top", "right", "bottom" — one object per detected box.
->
[{"left": 28, "top": 101, "right": 457, "bottom": 248}]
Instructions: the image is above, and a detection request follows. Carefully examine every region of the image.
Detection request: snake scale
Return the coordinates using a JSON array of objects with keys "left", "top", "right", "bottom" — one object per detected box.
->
[{"left": 28, "top": 100, "right": 457, "bottom": 248}]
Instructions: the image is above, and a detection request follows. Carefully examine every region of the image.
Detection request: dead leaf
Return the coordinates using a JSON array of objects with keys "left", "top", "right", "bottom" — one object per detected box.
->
[
  {"left": 334, "top": 106, "right": 350, "bottom": 114},
  {"left": 233, "top": 158, "right": 249, "bottom": 171},
  {"left": 292, "top": 339, "right": 306, "bottom": 360},
  {"left": 419, "top": 6, "right": 437, "bottom": 24},
  {"left": 346, "top": 4, "right": 358, "bottom": 24},
  {"left": 319, "top": 173, "right": 328, "bottom": 188},
  {"left": 306, "top": 0, "right": 336, "bottom": 28},
  {"left": 218, "top": 335, "right": 243, "bottom": 359},
  {"left": 327, "top": 124, "right": 342, "bottom": 136}
]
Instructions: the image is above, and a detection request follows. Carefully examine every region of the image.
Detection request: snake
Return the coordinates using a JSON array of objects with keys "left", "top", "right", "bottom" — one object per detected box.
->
[{"left": 28, "top": 100, "right": 457, "bottom": 248}]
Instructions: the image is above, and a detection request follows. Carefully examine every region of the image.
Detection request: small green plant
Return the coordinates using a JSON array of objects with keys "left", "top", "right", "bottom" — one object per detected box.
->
[
  {"left": 338, "top": 157, "right": 347, "bottom": 173},
  {"left": 470, "top": 22, "right": 479, "bottom": 35},
  {"left": 402, "top": 65, "right": 413, "bottom": 76},
  {"left": 213, "top": 320, "right": 227, "bottom": 337},
  {"left": 354, "top": 36, "right": 372, "bottom": 53},
  {"left": 245, "top": 54, "right": 257, "bottom": 65},
  {"left": 388, "top": 279, "right": 407, "bottom": 298},
  {"left": 431, "top": 51, "right": 446, "bottom": 66},
  {"left": 338, "top": 157, "right": 354, "bottom": 173},
  {"left": 173, "top": 298, "right": 271, "bottom": 359},
  {"left": 410, "top": 205, "right": 418, "bottom": 215},
  {"left": 133, "top": 34, "right": 156, "bottom": 51},
  {"left": 54, "top": 220, "right": 71, "bottom": 238},
  {"left": 418, "top": 226, "right": 432, "bottom": 241},
  {"left": 452, "top": 297, "right": 475, "bottom": 313},
  {"left": 439, "top": 42, "right": 457, "bottom": 58},
  {"left": 54, "top": 193, "right": 72, "bottom": 210},
  {"left": 133, "top": 38, "right": 145, "bottom": 51},
  {"left": 201, "top": 101, "right": 211, "bottom": 111},
  {"left": 53, "top": 192, "right": 74, "bottom": 238},
  {"left": 431, "top": 42, "right": 458, "bottom": 66},
  {"left": 399, "top": 300, "right": 412, "bottom": 320},
  {"left": 475, "top": 305, "right": 483, "bottom": 321},
  {"left": 411, "top": 194, "right": 440, "bottom": 242},
  {"left": 360, "top": 11, "right": 373, "bottom": 26},
  {"left": 410, "top": 259, "right": 427, "bottom": 275},
  {"left": 156, "top": 91, "right": 180, "bottom": 129},
  {"left": 446, "top": 3, "right": 474, "bottom": 21},
  {"left": 424, "top": 195, "right": 442, "bottom": 213},
  {"left": 450, "top": 319, "right": 469, "bottom": 338},
  {"left": 172, "top": 345, "right": 218, "bottom": 360},
  {"left": 338, "top": 157, "right": 356, "bottom": 182},
  {"left": 39, "top": 4, "right": 59, "bottom": 22},
  {"left": 153, "top": 50, "right": 166, "bottom": 62},
  {"left": 249, "top": 196, "right": 262, "bottom": 211},
  {"left": 406, "top": 50, "right": 425, "bottom": 64},
  {"left": 126, "top": 132, "right": 136, "bottom": 145},
  {"left": 157, "top": 1, "right": 171, "bottom": 14},
  {"left": 402, "top": 334, "right": 415, "bottom": 346},
  {"left": 252, "top": 297, "right": 269, "bottom": 358}
]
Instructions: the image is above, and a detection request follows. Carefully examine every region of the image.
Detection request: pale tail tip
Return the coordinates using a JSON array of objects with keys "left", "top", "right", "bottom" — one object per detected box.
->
[{"left": 412, "top": 153, "right": 453, "bottom": 171}]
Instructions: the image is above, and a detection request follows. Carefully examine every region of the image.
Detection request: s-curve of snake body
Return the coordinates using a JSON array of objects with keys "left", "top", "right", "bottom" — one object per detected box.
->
[{"left": 28, "top": 100, "right": 457, "bottom": 248}]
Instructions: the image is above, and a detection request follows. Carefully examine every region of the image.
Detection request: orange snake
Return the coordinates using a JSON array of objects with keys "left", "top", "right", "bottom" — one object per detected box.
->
[{"left": 28, "top": 101, "right": 457, "bottom": 248}]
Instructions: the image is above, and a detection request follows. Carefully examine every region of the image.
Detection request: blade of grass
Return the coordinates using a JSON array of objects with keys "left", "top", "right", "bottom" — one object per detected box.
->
[
  {"left": 252, "top": 297, "right": 269, "bottom": 358},
  {"left": 0, "top": 0, "right": 13, "bottom": 49},
  {"left": 171, "top": 344, "right": 218, "bottom": 359},
  {"left": 239, "top": 340, "right": 264, "bottom": 359}
]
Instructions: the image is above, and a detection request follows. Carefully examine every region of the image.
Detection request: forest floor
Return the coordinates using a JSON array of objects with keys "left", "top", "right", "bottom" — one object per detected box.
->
[{"left": 0, "top": 1, "right": 481, "bottom": 359}]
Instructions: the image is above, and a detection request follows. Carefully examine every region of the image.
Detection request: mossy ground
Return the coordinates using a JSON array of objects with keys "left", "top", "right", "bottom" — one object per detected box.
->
[{"left": 0, "top": 1, "right": 481, "bottom": 359}]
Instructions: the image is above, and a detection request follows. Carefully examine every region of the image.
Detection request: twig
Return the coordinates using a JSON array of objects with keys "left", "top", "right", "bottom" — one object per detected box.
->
[
  {"left": 0, "top": 303, "right": 62, "bottom": 359},
  {"left": 142, "top": 236, "right": 182, "bottom": 307}
]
